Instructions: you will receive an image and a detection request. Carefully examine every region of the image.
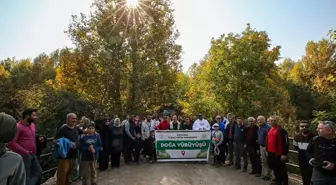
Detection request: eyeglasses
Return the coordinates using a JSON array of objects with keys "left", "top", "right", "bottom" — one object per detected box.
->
[{"left": 300, "top": 125, "right": 309, "bottom": 128}]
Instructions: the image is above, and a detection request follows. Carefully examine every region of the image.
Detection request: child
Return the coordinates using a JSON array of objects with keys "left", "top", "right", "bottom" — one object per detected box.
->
[
  {"left": 148, "top": 130, "right": 157, "bottom": 163},
  {"left": 212, "top": 123, "right": 224, "bottom": 166},
  {"left": 80, "top": 122, "right": 102, "bottom": 185}
]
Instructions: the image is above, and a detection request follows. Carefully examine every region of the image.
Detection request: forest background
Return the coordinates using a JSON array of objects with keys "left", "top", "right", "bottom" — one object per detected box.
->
[{"left": 1, "top": 0, "right": 336, "bottom": 136}]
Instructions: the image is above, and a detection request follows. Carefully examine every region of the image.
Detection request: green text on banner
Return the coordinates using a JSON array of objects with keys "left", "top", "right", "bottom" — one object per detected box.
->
[{"left": 155, "top": 130, "right": 211, "bottom": 162}]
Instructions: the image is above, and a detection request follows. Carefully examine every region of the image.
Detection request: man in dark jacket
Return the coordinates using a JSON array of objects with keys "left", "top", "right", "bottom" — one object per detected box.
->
[
  {"left": 234, "top": 117, "right": 248, "bottom": 171},
  {"left": 246, "top": 117, "right": 262, "bottom": 176},
  {"left": 224, "top": 113, "right": 236, "bottom": 166},
  {"left": 307, "top": 120, "right": 336, "bottom": 185},
  {"left": 293, "top": 120, "right": 314, "bottom": 185},
  {"left": 266, "top": 116, "right": 289, "bottom": 185}
]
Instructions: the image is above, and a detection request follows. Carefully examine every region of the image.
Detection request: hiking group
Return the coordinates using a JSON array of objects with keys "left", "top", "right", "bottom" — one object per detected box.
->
[{"left": 0, "top": 110, "right": 335, "bottom": 185}]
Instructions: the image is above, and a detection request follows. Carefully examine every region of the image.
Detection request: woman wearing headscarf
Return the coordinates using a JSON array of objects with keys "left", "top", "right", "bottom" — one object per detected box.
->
[
  {"left": 110, "top": 118, "right": 124, "bottom": 168},
  {"left": 0, "top": 113, "right": 26, "bottom": 185},
  {"left": 97, "top": 117, "right": 112, "bottom": 171}
]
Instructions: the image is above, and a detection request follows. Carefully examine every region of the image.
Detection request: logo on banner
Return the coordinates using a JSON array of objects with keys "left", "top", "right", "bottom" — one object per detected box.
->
[
  {"left": 181, "top": 150, "right": 185, "bottom": 156},
  {"left": 201, "top": 133, "right": 208, "bottom": 139}
]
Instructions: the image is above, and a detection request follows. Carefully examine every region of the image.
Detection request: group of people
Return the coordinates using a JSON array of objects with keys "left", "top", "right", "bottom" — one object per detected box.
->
[
  {"left": 0, "top": 109, "right": 335, "bottom": 185},
  {"left": 210, "top": 114, "right": 336, "bottom": 185}
]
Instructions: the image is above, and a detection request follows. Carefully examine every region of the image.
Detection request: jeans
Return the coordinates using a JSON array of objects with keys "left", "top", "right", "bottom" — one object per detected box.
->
[
  {"left": 311, "top": 168, "right": 336, "bottom": 185},
  {"left": 260, "top": 146, "right": 271, "bottom": 177},
  {"left": 247, "top": 147, "right": 262, "bottom": 174},
  {"left": 267, "top": 152, "right": 288, "bottom": 185},
  {"left": 228, "top": 139, "right": 234, "bottom": 165},
  {"left": 22, "top": 154, "right": 42, "bottom": 185},
  {"left": 234, "top": 142, "right": 248, "bottom": 169},
  {"left": 300, "top": 165, "right": 312, "bottom": 185}
]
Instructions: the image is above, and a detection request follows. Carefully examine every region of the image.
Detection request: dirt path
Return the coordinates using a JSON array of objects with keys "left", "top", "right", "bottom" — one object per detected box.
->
[{"left": 72, "top": 162, "right": 297, "bottom": 185}]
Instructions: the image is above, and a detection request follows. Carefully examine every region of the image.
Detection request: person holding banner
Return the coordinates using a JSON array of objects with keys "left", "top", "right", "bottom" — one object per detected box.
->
[
  {"left": 180, "top": 117, "right": 193, "bottom": 130},
  {"left": 170, "top": 115, "right": 181, "bottom": 130},
  {"left": 192, "top": 113, "right": 211, "bottom": 131},
  {"left": 155, "top": 115, "right": 170, "bottom": 130}
]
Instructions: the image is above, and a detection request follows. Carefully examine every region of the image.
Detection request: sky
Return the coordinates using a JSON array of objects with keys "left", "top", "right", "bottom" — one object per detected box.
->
[{"left": 1, "top": 0, "right": 336, "bottom": 71}]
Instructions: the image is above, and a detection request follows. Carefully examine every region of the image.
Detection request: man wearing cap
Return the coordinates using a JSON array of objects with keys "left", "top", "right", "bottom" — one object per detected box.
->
[
  {"left": 307, "top": 120, "right": 336, "bottom": 184},
  {"left": 0, "top": 113, "right": 26, "bottom": 185},
  {"left": 192, "top": 113, "right": 210, "bottom": 131}
]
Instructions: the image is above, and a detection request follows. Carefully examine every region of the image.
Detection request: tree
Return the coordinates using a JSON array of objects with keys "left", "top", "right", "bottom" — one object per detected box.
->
[
  {"left": 207, "top": 24, "right": 282, "bottom": 117},
  {"left": 179, "top": 60, "right": 223, "bottom": 118},
  {"left": 62, "top": 0, "right": 182, "bottom": 116}
]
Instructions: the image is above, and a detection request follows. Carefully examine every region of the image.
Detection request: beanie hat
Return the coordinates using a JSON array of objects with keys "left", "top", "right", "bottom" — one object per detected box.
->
[{"left": 0, "top": 113, "right": 18, "bottom": 143}]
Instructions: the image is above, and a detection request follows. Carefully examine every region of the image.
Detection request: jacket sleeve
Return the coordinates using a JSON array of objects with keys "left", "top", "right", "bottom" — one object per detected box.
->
[
  {"left": 242, "top": 126, "right": 248, "bottom": 144},
  {"left": 35, "top": 135, "right": 47, "bottom": 157},
  {"left": 306, "top": 137, "right": 316, "bottom": 160},
  {"left": 7, "top": 156, "right": 26, "bottom": 185},
  {"left": 141, "top": 124, "right": 146, "bottom": 140},
  {"left": 281, "top": 129, "right": 289, "bottom": 156},
  {"left": 8, "top": 125, "right": 30, "bottom": 155},
  {"left": 255, "top": 127, "right": 260, "bottom": 149},
  {"left": 94, "top": 136, "right": 102, "bottom": 151},
  {"left": 206, "top": 120, "right": 211, "bottom": 130},
  {"left": 293, "top": 136, "right": 299, "bottom": 151},
  {"left": 192, "top": 121, "right": 198, "bottom": 130},
  {"left": 219, "top": 131, "right": 224, "bottom": 145},
  {"left": 124, "top": 121, "right": 133, "bottom": 139}
]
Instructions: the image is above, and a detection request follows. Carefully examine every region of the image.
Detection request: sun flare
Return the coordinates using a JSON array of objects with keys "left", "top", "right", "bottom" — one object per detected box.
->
[{"left": 126, "top": 0, "right": 139, "bottom": 8}]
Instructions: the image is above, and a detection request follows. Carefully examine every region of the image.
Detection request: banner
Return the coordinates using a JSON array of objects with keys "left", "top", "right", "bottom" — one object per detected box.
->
[{"left": 155, "top": 130, "right": 211, "bottom": 162}]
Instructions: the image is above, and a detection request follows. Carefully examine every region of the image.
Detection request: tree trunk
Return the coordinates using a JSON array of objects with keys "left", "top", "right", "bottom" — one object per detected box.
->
[{"left": 127, "top": 36, "right": 138, "bottom": 114}]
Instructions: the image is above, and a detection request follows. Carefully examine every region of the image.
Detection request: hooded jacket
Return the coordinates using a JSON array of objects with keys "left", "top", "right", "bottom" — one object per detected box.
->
[{"left": 0, "top": 113, "right": 26, "bottom": 185}]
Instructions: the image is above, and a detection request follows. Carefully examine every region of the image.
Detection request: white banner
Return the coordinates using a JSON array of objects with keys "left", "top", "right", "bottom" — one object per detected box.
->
[{"left": 155, "top": 130, "right": 211, "bottom": 162}]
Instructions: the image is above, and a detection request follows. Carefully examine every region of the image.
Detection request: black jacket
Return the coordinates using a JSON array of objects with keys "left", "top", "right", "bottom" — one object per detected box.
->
[
  {"left": 245, "top": 125, "right": 259, "bottom": 149},
  {"left": 307, "top": 136, "right": 336, "bottom": 176}
]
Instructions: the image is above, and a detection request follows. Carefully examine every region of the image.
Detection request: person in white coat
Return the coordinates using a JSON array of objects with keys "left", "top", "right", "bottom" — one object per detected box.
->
[{"left": 192, "top": 113, "right": 211, "bottom": 130}]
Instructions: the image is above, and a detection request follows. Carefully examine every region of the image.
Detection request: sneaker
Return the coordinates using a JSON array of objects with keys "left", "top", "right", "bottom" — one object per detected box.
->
[
  {"left": 249, "top": 171, "right": 257, "bottom": 175},
  {"left": 261, "top": 176, "right": 271, "bottom": 181}
]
